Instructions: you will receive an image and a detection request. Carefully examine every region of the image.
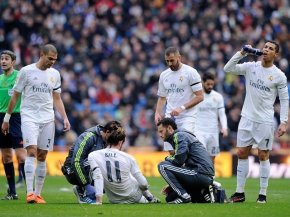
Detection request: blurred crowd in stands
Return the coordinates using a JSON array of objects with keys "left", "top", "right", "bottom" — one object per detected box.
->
[{"left": 1, "top": 0, "right": 290, "bottom": 152}]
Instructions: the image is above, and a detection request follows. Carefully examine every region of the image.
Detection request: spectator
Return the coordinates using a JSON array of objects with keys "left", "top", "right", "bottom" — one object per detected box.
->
[{"left": 1, "top": 1, "right": 289, "bottom": 150}]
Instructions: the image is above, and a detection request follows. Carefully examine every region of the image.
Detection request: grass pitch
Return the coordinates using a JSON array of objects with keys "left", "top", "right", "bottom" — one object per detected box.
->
[{"left": 0, "top": 176, "right": 289, "bottom": 217}]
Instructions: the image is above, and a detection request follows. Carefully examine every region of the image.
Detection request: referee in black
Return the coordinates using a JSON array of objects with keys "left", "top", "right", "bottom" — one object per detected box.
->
[{"left": 157, "top": 118, "right": 215, "bottom": 204}]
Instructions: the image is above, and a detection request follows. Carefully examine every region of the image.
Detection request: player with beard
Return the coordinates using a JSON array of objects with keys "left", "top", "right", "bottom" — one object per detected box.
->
[
  {"left": 155, "top": 47, "right": 204, "bottom": 154},
  {"left": 157, "top": 118, "right": 215, "bottom": 204},
  {"left": 195, "top": 72, "right": 228, "bottom": 163}
]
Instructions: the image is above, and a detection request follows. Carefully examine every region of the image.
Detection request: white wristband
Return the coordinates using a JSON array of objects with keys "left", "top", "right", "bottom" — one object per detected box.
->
[
  {"left": 180, "top": 105, "right": 186, "bottom": 111},
  {"left": 3, "top": 113, "right": 11, "bottom": 122}
]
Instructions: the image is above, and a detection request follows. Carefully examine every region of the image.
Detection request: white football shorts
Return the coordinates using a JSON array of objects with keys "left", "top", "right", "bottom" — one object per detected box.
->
[
  {"left": 195, "top": 131, "right": 220, "bottom": 156},
  {"left": 237, "top": 117, "right": 274, "bottom": 150},
  {"left": 21, "top": 121, "right": 55, "bottom": 151}
]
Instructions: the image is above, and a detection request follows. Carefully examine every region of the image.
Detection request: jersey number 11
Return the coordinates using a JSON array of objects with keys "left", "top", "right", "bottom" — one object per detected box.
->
[{"left": 106, "top": 161, "right": 122, "bottom": 183}]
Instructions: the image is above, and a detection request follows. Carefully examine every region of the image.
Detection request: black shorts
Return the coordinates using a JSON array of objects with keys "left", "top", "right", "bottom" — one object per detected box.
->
[{"left": 0, "top": 113, "right": 23, "bottom": 149}]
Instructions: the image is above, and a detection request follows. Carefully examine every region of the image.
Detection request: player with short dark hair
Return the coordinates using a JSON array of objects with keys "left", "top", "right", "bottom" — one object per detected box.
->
[
  {"left": 155, "top": 47, "right": 204, "bottom": 154},
  {"left": 0, "top": 50, "right": 26, "bottom": 200},
  {"left": 157, "top": 118, "right": 215, "bottom": 204},
  {"left": 2, "top": 44, "right": 71, "bottom": 204},
  {"left": 195, "top": 72, "right": 228, "bottom": 163},
  {"left": 62, "top": 120, "right": 122, "bottom": 204},
  {"left": 224, "top": 40, "right": 289, "bottom": 203}
]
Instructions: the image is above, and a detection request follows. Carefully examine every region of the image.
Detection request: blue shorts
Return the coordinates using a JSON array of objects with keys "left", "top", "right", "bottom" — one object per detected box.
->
[{"left": 0, "top": 113, "right": 23, "bottom": 149}]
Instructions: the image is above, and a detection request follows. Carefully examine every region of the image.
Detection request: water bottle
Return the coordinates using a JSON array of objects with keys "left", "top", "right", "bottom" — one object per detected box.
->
[{"left": 242, "top": 45, "right": 263, "bottom": 56}]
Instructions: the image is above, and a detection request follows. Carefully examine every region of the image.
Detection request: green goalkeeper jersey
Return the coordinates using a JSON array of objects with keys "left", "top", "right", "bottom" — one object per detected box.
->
[{"left": 0, "top": 69, "right": 21, "bottom": 113}]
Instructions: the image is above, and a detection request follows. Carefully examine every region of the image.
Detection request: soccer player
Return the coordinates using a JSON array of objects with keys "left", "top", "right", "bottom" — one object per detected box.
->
[
  {"left": 88, "top": 126, "right": 160, "bottom": 204},
  {"left": 62, "top": 120, "right": 122, "bottom": 204},
  {"left": 224, "top": 41, "right": 289, "bottom": 203},
  {"left": 1, "top": 44, "right": 71, "bottom": 204},
  {"left": 155, "top": 47, "right": 204, "bottom": 154},
  {"left": 0, "top": 50, "right": 26, "bottom": 200},
  {"left": 157, "top": 118, "right": 215, "bottom": 204},
  {"left": 195, "top": 72, "right": 228, "bottom": 163}
]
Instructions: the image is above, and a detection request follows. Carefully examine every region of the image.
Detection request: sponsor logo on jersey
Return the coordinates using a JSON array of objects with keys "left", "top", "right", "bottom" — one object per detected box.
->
[
  {"left": 32, "top": 82, "right": 52, "bottom": 93},
  {"left": 249, "top": 79, "right": 270, "bottom": 92},
  {"left": 166, "top": 83, "right": 185, "bottom": 94}
]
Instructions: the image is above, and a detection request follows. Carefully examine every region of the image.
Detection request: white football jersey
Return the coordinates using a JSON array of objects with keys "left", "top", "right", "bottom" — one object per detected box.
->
[
  {"left": 89, "top": 147, "right": 146, "bottom": 204},
  {"left": 13, "top": 63, "right": 61, "bottom": 123},
  {"left": 196, "top": 90, "right": 226, "bottom": 134},
  {"left": 157, "top": 64, "right": 202, "bottom": 120},
  {"left": 224, "top": 52, "right": 289, "bottom": 124}
]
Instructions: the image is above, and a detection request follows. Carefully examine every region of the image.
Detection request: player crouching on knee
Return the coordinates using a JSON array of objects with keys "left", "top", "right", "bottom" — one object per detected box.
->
[{"left": 157, "top": 118, "right": 226, "bottom": 204}]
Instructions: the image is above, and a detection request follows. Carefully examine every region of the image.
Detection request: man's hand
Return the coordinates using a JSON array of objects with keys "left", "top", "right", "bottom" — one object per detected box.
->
[
  {"left": 240, "top": 45, "right": 252, "bottom": 56},
  {"left": 154, "top": 113, "right": 163, "bottom": 124},
  {"left": 220, "top": 128, "right": 228, "bottom": 137},
  {"left": 63, "top": 118, "right": 71, "bottom": 132},
  {"left": 149, "top": 196, "right": 161, "bottom": 203},
  {"left": 1, "top": 122, "right": 9, "bottom": 135},
  {"left": 170, "top": 107, "right": 183, "bottom": 117},
  {"left": 277, "top": 122, "right": 287, "bottom": 137}
]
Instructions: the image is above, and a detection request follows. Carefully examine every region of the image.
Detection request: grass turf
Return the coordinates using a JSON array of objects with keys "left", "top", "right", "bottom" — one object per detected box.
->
[{"left": 0, "top": 176, "right": 289, "bottom": 217}]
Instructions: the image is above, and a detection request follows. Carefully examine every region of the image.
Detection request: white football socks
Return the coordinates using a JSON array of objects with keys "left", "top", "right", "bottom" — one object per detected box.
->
[
  {"left": 259, "top": 159, "right": 270, "bottom": 196},
  {"left": 35, "top": 161, "right": 47, "bottom": 196},
  {"left": 236, "top": 158, "right": 249, "bottom": 193},
  {"left": 25, "top": 157, "right": 36, "bottom": 194}
]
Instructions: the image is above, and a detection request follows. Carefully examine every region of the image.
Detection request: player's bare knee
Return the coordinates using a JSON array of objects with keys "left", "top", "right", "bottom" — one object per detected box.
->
[
  {"left": 26, "top": 145, "right": 37, "bottom": 157},
  {"left": 17, "top": 156, "right": 26, "bottom": 164},
  {"left": 1, "top": 149, "right": 13, "bottom": 163},
  {"left": 258, "top": 150, "right": 269, "bottom": 161},
  {"left": 237, "top": 149, "right": 249, "bottom": 159},
  {"left": 2, "top": 155, "right": 13, "bottom": 164},
  {"left": 16, "top": 149, "right": 26, "bottom": 163},
  {"left": 37, "top": 150, "right": 48, "bottom": 161}
]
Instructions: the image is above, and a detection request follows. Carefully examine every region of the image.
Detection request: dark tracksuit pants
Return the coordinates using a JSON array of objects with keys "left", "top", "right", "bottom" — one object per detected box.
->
[{"left": 158, "top": 161, "right": 213, "bottom": 198}]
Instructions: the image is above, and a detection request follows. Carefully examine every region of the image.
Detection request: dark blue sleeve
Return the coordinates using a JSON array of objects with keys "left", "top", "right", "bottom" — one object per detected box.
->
[{"left": 72, "top": 132, "right": 96, "bottom": 162}]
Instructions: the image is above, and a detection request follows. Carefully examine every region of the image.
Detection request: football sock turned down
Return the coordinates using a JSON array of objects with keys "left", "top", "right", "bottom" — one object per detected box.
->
[
  {"left": 4, "top": 162, "right": 16, "bottom": 195},
  {"left": 236, "top": 158, "right": 249, "bottom": 193},
  {"left": 25, "top": 157, "right": 36, "bottom": 194},
  {"left": 35, "top": 161, "right": 47, "bottom": 196},
  {"left": 259, "top": 159, "right": 270, "bottom": 196}
]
